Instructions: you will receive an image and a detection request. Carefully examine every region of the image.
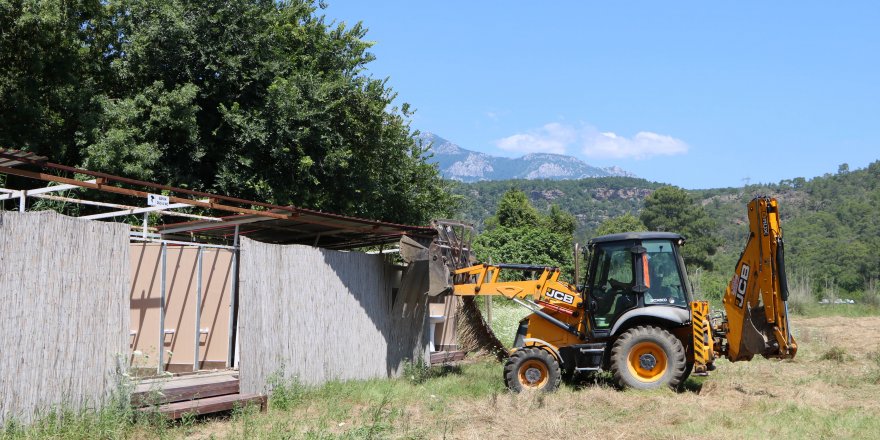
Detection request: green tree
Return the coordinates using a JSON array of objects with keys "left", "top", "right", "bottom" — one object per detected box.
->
[
  {"left": 0, "top": 0, "right": 104, "bottom": 165},
  {"left": 475, "top": 189, "right": 574, "bottom": 277},
  {"left": 640, "top": 186, "right": 720, "bottom": 269},
  {"left": 487, "top": 189, "right": 542, "bottom": 229},
  {"left": 1, "top": 0, "right": 452, "bottom": 225},
  {"left": 474, "top": 226, "right": 574, "bottom": 272},
  {"left": 595, "top": 213, "right": 647, "bottom": 236},
  {"left": 546, "top": 204, "right": 577, "bottom": 235}
]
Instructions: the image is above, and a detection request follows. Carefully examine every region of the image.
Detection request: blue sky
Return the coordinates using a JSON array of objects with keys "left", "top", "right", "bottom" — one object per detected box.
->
[{"left": 323, "top": 1, "right": 880, "bottom": 189}]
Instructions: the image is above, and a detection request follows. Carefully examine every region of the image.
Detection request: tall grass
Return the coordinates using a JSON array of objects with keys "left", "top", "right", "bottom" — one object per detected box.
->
[
  {"left": 787, "top": 271, "right": 815, "bottom": 315},
  {"left": 0, "top": 387, "right": 170, "bottom": 440},
  {"left": 863, "top": 278, "right": 880, "bottom": 307},
  {"left": 478, "top": 298, "right": 530, "bottom": 348}
]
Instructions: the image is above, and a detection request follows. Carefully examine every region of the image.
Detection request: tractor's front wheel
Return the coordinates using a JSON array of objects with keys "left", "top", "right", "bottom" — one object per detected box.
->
[
  {"left": 610, "top": 325, "right": 687, "bottom": 390},
  {"left": 504, "top": 347, "right": 561, "bottom": 392}
]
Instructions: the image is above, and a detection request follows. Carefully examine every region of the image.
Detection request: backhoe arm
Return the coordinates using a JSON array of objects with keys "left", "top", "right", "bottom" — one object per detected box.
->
[
  {"left": 720, "top": 197, "right": 797, "bottom": 361},
  {"left": 452, "top": 264, "right": 575, "bottom": 302}
]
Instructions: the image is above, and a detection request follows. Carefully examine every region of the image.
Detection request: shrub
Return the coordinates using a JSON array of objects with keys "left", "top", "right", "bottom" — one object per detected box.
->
[
  {"left": 267, "top": 370, "right": 305, "bottom": 411},
  {"left": 402, "top": 359, "right": 431, "bottom": 385},
  {"left": 819, "top": 346, "right": 851, "bottom": 363}
]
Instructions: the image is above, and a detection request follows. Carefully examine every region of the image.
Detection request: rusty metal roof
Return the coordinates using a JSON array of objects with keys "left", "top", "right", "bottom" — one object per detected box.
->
[
  {"left": 0, "top": 148, "right": 47, "bottom": 168},
  {"left": 158, "top": 209, "right": 436, "bottom": 250},
  {"left": 0, "top": 148, "right": 435, "bottom": 249}
]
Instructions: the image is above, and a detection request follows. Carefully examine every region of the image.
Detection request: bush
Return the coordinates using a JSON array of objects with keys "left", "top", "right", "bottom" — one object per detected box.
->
[
  {"left": 267, "top": 370, "right": 305, "bottom": 411},
  {"left": 402, "top": 359, "right": 431, "bottom": 385},
  {"left": 819, "top": 346, "right": 852, "bottom": 363}
]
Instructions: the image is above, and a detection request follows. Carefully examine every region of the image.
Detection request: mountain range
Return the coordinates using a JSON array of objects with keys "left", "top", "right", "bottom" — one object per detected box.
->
[{"left": 419, "top": 132, "right": 636, "bottom": 182}]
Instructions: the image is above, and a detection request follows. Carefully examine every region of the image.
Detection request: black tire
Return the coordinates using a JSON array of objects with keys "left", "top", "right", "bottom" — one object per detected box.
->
[
  {"left": 610, "top": 326, "right": 687, "bottom": 390},
  {"left": 503, "top": 347, "right": 561, "bottom": 392}
]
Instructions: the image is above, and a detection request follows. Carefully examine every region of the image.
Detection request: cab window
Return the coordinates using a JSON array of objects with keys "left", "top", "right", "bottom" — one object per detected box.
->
[
  {"left": 642, "top": 240, "right": 687, "bottom": 307},
  {"left": 589, "top": 243, "right": 636, "bottom": 328}
]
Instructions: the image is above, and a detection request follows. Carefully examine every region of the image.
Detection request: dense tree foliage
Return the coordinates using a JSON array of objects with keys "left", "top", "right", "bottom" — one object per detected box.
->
[
  {"left": 474, "top": 189, "right": 575, "bottom": 277},
  {"left": 0, "top": 0, "right": 452, "bottom": 224},
  {"left": 486, "top": 189, "right": 543, "bottom": 229},
  {"left": 595, "top": 213, "right": 647, "bottom": 236},
  {"left": 640, "top": 186, "right": 720, "bottom": 270},
  {"left": 693, "top": 161, "right": 880, "bottom": 295},
  {"left": 451, "top": 177, "right": 664, "bottom": 242}
]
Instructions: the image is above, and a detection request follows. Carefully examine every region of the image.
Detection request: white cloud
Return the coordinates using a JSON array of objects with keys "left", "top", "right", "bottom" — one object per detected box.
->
[
  {"left": 495, "top": 122, "right": 689, "bottom": 159},
  {"left": 495, "top": 122, "right": 576, "bottom": 155},
  {"left": 585, "top": 130, "right": 689, "bottom": 159}
]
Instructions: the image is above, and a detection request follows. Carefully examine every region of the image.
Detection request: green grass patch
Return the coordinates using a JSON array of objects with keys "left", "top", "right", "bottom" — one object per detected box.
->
[
  {"left": 793, "top": 303, "right": 880, "bottom": 317},
  {"left": 819, "top": 346, "right": 852, "bottom": 363}
]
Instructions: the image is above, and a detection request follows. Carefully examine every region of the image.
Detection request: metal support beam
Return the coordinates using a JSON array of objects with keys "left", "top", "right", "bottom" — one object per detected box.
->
[
  {"left": 158, "top": 215, "right": 268, "bottom": 235},
  {"left": 79, "top": 202, "right": 196, "bottom": 220},
  {"left": 227, "top": 225, "right": 240, "bottom": 368},
  {"left": 0, "top": 165, "right": 290, "bottom": 219},
  {"left": 129, "top": 235, "right": 236, "bottom": 250},
  {"left": 194, "top": 247, "right": 203, "bottom": 372},
  {"left": 158, "top": 243, "right": 167, "bottom": 375},
  {"left": 31, "top": 194, "right": 220, "bottom": 221},
  {"left": 0, "top": 180, "right": 95, "bottom": 201}
]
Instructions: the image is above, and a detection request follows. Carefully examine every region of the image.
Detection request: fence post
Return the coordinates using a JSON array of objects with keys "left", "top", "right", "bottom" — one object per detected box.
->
[
  {"left": 158, "top": 243, "right": 167, "bottom": 374},
  {"left": 194, "top": 246, "right": 203, "bottom": 372},
  {"left": 227, "top": 225, "right": 240, "bottom": 368}
]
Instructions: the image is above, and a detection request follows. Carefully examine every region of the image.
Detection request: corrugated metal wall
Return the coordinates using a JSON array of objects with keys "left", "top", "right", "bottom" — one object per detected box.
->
[
  {"left": 0, "top": 211, "right": 129, "bottom": 425},
  {"left": 238, "top": 238, "right": 429, "bottom": 392}
]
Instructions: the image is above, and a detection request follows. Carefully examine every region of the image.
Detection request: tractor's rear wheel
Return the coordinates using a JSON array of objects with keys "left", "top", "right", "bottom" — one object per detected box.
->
[
  {"left": 611, "top": 326, "right": 686, "bottom": 390},
  {"left": 504, "top": 347, "right": 561, "bottom": 392}
]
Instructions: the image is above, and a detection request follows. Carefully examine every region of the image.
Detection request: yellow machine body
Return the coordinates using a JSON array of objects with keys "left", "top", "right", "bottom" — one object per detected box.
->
[{"left": 417, "top": 197, "right": 797, "bottom": 391}]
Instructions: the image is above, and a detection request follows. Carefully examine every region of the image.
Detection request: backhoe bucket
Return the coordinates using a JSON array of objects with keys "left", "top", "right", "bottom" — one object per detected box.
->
[{"left": 720, "top": 197, "right": 798, "bottom": 362}]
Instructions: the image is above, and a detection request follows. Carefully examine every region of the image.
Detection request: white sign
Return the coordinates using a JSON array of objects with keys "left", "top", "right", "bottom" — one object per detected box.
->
[{"left": 147, "top": 193, "right": 170, "bottom": 207}]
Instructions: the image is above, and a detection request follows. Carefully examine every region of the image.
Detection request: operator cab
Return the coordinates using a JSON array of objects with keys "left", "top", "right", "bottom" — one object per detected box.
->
[{"left": 583, "top": 232, "right": 693, "bottom": 331}]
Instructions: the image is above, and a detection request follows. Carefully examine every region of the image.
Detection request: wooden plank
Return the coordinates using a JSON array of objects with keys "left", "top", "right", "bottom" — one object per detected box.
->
[
  {"left": 430, "top": 351, "right": 467, "bottom": 365},
  {"left": 131, "top": 377, "right": 239, "bottom": 406},
  {"left": 139, "top": 393, "right": 266, "bottom": 419}
]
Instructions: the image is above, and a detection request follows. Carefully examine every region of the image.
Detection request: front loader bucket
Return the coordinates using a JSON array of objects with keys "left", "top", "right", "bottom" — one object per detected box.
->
[
  {"left": 400, "top": 221, "right": 507, "bottom": 357},
  {"left": 399, "top": 235, "right": 453, "bottom": 297}
]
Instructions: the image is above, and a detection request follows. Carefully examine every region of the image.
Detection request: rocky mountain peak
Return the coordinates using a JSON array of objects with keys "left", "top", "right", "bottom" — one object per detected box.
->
[{"left": 419, "top": 132, "right": 637, "bottom": 182}]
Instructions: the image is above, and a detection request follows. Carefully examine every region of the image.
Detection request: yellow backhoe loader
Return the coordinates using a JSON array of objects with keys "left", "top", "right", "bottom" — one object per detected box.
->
[{"left": 402, "top": 196, "right": 797, "bottom": 391}]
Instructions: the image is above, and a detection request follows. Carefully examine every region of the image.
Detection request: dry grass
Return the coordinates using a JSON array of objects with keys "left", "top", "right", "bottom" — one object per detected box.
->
[
  {"left": 175, "top": 316, "right": 880, "bottom": 440},
  {"left": 6, "top": 316, "right": 880, "bottom": 439}
]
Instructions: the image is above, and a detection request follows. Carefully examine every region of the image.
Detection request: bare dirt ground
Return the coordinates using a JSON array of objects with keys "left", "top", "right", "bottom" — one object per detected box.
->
[{"left": 184, "top": 316, "right": 880, "bottom": 439}]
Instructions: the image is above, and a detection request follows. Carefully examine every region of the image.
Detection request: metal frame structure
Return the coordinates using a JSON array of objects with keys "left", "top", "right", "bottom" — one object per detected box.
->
[{"left": 0, "top": 148, "right": 437, "bottom": 374}]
